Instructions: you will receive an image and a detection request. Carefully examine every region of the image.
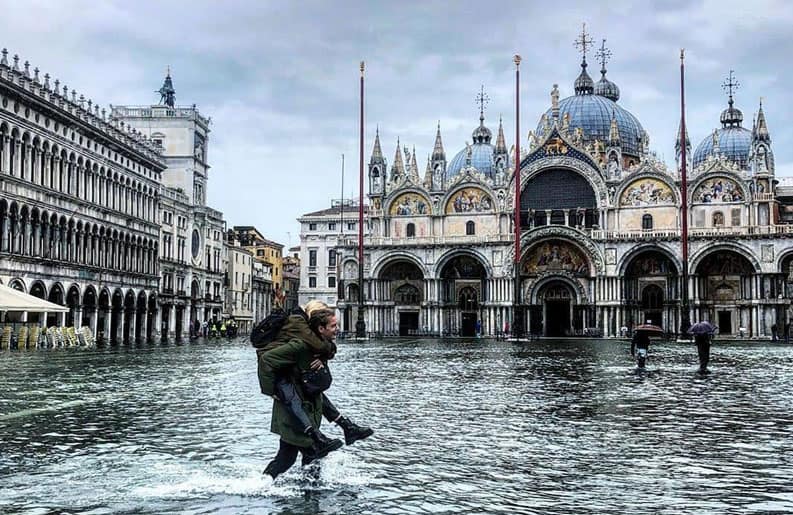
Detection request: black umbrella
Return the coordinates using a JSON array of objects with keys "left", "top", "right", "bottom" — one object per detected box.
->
[{"left": 688, "top": 321, "right": 717, "bottom": 336}]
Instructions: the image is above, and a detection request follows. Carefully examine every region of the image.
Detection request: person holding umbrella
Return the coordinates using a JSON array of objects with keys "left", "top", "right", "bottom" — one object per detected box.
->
[
  {"left": 688, "top": 321, "right": 717, "bottom": 373},
  {"left": 631, "top": 321, "right": 664, "bottom": 369}
]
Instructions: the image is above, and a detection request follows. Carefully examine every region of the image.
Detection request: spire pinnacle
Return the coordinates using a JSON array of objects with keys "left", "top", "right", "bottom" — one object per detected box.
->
[
  {"left": 424, "top": 154, "right": 433, "bottom": 188},
  {"left": 755, "top": 97, "right": 770, "bottom": 143},
  {"left": 410, "top": 146, "right": 419, "bottom": 178},
  {"left": 675, "top": 118, "right": 690, "bottom": 151},
  {"left": 391, "top": 138, "right": 405, "bottom": 178},
  {"left": 495, "top": 115, "right": 508, "bottom": 153},
  {"left": 432, "top": 121, "right": 445, "bottom": 160},
  {"left": 370, "top": 127, "right": 384, "bottom": 162}
]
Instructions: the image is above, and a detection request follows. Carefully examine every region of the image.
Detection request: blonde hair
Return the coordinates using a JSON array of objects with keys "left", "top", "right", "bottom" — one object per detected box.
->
[{"left": 302, "top": 300, "right": 329, "bottom": 318}]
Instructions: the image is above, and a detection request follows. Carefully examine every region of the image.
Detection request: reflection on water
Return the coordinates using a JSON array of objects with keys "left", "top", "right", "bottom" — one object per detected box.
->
[{"left": 1, "top": 339, "right": 792, "bottom": 514}]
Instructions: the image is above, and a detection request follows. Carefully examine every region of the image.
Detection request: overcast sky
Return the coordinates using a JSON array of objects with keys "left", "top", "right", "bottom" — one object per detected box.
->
[{"left": 2, "top": 1, "right": 792, "bottom": 247}]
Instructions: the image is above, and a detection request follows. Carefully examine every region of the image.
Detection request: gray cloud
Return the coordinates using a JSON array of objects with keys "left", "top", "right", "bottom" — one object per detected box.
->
[{"left": 2, "top": 0, "right": 791, "bottom": 246}]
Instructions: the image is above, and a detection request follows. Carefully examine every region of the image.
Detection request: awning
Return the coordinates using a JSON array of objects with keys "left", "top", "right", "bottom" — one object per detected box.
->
[{"left": 0, "top": 283, "right": 69, "bottom": 313}]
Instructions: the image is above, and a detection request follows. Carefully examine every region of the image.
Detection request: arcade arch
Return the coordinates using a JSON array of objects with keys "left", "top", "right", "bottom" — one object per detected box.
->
[
  {"left": 693, "top": 249, "right": 755, "bottom": 335},
  {"left": 623, "top": 249, "right": 679, "bottom": 331},
  {"left": 439, "top": 254, "right": 487, "bottom": 337}
]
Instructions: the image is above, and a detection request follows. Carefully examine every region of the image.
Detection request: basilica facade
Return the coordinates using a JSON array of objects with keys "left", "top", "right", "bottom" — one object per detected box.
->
[{"left": 337, "top": 47, "right": 793, "bottom": 339}]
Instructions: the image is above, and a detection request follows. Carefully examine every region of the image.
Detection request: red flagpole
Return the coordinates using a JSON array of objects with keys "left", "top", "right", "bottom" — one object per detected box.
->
[
  {"left": 513, "top": 54, "right": 523, "bottom": 338},
  {"left": 356, "top": 61, "right": 367, "bottom": 338},
  {"left": 679, "top": 49, "right": 691, "bottom": 335}
]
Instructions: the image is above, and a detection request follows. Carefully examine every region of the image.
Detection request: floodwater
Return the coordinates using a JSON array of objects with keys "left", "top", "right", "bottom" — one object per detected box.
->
[{"left": 1, "top": 338, "right": 792, "bottom": 514}]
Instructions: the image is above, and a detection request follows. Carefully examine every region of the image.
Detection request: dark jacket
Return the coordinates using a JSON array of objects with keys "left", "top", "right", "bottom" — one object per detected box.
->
[
  {"left": 256, "top": 312, "right": 334, "bottom": 396},
  {"left": 631, "top": 332, "right": 650, "bottom": 356},
  {"left": 259, "top": 338, "right": 324, "bottom": 447}
]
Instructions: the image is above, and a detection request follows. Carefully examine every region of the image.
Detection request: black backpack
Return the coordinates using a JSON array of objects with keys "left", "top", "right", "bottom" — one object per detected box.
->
[{"left": 250, "top": 308, "right": 288, "bottom": 348}]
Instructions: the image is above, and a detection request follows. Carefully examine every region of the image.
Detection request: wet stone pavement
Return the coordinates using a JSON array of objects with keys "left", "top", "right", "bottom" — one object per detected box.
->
[{"left": 1, "top": 338, "right": 793, "bottom": 514}]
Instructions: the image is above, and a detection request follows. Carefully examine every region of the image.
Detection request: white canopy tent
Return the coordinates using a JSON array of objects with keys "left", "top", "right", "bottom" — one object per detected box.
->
[{"left": 0, "top": 283, "right": 69, "bottom": 313}]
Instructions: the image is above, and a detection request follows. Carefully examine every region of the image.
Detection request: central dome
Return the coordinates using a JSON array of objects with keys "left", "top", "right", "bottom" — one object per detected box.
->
[{"left": 536, "top": 94, "right": 645, "bottom": 156}]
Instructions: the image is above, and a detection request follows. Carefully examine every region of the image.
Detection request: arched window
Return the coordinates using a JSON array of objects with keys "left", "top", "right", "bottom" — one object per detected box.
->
[
  {"left": 642, "top": 214, "right": 653, "bottom": 230},
  {"left": 713, "top": 211, "right": 725, "bottom": 227},
  {"left": 458, "top": 286, "right": 478, "bottom": 311},
  {"left": 394, "top": 283, "right": 420, "bottom": 305},
  {"left": 641, "top": 284, "right": 664, "bottom": 310},
  {"left": 406, "top": 223, "right": 415, "bottom": 238},
  {"left": 466, "top": 221, "right": 475, "bottom": 235}
]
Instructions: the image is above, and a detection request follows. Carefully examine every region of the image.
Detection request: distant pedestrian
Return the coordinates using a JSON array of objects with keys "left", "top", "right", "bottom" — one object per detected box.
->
[
  {"left": 785, "top": 322, "right": 790, "bottom": 344},
  {"left": 771, "top": 323, "right": 778, "bottom": 341},
  {"left": 695, "top": 333, "right": 711, "bottom": 373},
  {"left": 475, "top": 319, "right": 482, "bottom": 337}
]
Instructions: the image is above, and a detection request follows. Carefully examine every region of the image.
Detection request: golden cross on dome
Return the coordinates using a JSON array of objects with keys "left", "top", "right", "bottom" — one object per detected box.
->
[
  {"left": 574, "top": 23, "right": 594, "bottom": 61},
  {"left": 475, "top": 85, "right": 490, "bottom": 119},
  {"left": 595, "top": 39, "right": 611, "bottom": 70},
  {"left": 722, "top": 69, "right": 740, "bottom": 100}
]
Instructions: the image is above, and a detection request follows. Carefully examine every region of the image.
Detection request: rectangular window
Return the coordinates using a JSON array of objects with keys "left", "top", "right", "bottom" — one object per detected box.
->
[
  {"left": 309, "top": 250, "right": 317, "bottom": 267},
  {"left": 731, "top": 208, "right": 741, "bottom": 226},
  {"left": 309, "top": 276, "right": 317, "bottom": 288},
  {"left": 309, "top": 223, "right": 317, "bottom": 231},
  {"left": 328, "top": 222, "right": 336, "bottom": 231},
  {"left": 328, "top": 249, "right": 337, "bottom": 267},
  {"left": 328, "top": 276, "right": 336, "bottom": 288},
  {"left": 347, "top": 222, "right": 355, "bottom": 230}
]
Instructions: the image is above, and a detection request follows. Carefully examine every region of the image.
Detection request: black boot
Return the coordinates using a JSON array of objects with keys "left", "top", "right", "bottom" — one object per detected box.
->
[
  {"left": 302, "top": 427, "right": 343, "bottom": 465},
  {"left": 336, "top": 416, "right": 373, "bottom": 445},
  {"left": 263, "top": 462, "right": 279, "bottom": 479}
]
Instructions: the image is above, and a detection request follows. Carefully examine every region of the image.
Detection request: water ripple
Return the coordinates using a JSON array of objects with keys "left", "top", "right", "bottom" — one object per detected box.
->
[{"left": 1, "top": 338, "right": 792, "bottom": 514}]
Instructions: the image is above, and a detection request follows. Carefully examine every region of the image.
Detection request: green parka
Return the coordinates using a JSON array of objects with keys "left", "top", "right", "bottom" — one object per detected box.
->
[
  {"left": 256, "top": 314, "right": 334, "bottom": 448},
  {"left": 259, "top": 337, "right": 324, "bottom": 447},
  {"left": 256, "top": 314, "right": 332, "bottom": 396}
]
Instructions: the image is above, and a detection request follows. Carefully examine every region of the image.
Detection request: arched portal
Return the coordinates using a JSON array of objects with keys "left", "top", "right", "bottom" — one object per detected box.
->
[
  {"left": 694, "top": 250, "right": 755, "bottom": 335},
  {"left": 110, "top": 289, "right": 123, "bottom": 345},
  {"left": 190, "top": 280, "right": 200, "bottom": 336},
  {"left": 136, "top": 291, "right": 147, "bottom": 344},
  {"left": 439, "top": 255, "right": 487, "bottom": 337},
  {"left": 66, "top": 285, "right": 80, "bottom": 327},
  {"left": 537, "top": 280, "right": 575, "bottom": 337},
  {"left": 521, "top": 169, "right": 598, "bottom": 229},
  {"left": 124, "top": 290, "right": 136, "bottom": 344},
  {"left": 380, "top": 260, "right": 425, "bottom": 336},
  {"left": 624, "top": 250, "right": 679, "bottom": 332},
  {"left": 781, "top": 253, "right": 793, "bottom": 337},
  {"left": 98, "top": 289, "right": 110, "bottom": 344},
  {"left": 47, "top": 283, "right": 65, "bottom": 327},
  {"left": 147, "top": 294, "right": 157, "bottom": 343},
  {"left": 28, "top": 282, "right": 47, "bottom": 325},
  {"left": 83, "top": 286, "right": 97, "bottom": 331},
  {"left": 521, "top": 239, "right": 592, "bottom": 336}
]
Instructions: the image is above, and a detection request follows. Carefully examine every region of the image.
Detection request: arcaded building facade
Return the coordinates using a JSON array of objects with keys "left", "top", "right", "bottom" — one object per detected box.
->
[
  {"left": 0, "top": 50, "right": 163, "bottom": 343},
  {"left": 336, "top": 43, "right": 793, "bottom": 338}
]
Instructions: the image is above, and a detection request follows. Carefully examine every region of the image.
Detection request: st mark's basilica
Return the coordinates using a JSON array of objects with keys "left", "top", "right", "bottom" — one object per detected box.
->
[{"left": 337, "top": 35, "right": 793, "bottom": 339}]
